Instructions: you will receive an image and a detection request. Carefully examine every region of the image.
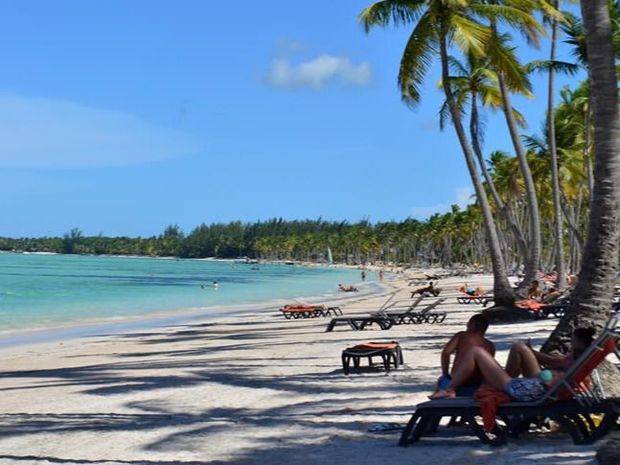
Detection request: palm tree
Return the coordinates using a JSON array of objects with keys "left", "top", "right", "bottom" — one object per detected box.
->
[
  {"left": 487, "top": 28, "right": 544, "bottom": 290},
  {"left": 474, "top": 0, "right": 562, "bottom": 290},
  {"left": 523, "top": 3, "right": 586, "bottom": 290},
  {"left": 543, "top": 3, "right": 567, "bottom": 289},
  {"left": 562, "top": 1, "right": 620, "bottom": 202},
  {"left": 544, "top": 0, "right": 620, "bottom": 351},
  {"left": 438, "top": 52, "right": 531, "bottom": 270},
  {"left": 358, "top": 0, "right": 541, "bottom": 305}
]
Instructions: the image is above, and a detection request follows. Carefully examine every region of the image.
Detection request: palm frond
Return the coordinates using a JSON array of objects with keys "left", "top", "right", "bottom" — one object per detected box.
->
[
  {"left": 398, "top": 11, "right": 437, "bottom": 107},
  {"left": 522, "top": 134, "right": 547, "bottom": 153},
  {"left": 449, "top": 14, "right": 490, "bottom": 57},
  {"left": 561, "top": 11, "right": 587, "bottom": 65},
  {"left": 359, "top": 0, "right": 427, "bottom": 33},
  {"left": 525, "top": 59, "right": 580, "bottom": 75},
  {"left": 439, "top": 95, "right": 469, "bottom": 131},
  {"left": 535, "top": 0, "right": 569, "bottom": 24},
  {"left": 479, "top": 83, "right": 504, "bottom": 109},
  {"left": 438, "top": 99, "right": 452, "bottom": 131},
  {"left": 447, "top": 55, "right": 468, "bottom": 76},
  {"left": 512, "top": 107, "right": 527, "bottom": 128},
  {"left": 471, "top": 3, "right": 546, "bottom": 46},
  {"left": 486, "top": 32, "right": 532, "bottom": 95}
]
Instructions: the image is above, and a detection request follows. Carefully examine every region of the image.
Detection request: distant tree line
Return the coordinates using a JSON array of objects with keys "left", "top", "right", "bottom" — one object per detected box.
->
[{"left": 0, "top": 211, "right": 494, "bottom": 267}]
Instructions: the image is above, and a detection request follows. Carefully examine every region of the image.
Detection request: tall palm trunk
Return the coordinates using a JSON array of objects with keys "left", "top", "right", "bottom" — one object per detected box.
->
[
  {"left": 490, "top": 22, "right": 542, "bottom": 289},
  {"left": 584, "top": 109, "right": 595, "bottom": 197},
  {"left": 543, "top": 0, "right": 620, "bottom": 352},
  {"left": 439, "top": 31, "right": 515, "bottom": 306},
  {"left": 547, "top": 14, "right": 567, "bottom": 289},
  {"left": 496, "top": 70, "right": 542, "bottom": 289},
  {"left": 469, "top": 90, "right": 529, "bottom": 270}
]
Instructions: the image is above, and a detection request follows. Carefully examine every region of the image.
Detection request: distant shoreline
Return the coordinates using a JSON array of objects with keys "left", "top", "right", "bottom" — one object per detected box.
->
[
  {"left": 0, "top": 252, "right": 391, "bottom": 348},
  {"left": 0, "top": 280, "right": 389, "bottom": 349},
  {"left": 0, "top": 249, "right": 406, "bottom": 274}
]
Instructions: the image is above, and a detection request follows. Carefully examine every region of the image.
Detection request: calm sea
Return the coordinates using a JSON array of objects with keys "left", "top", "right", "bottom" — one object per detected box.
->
[{"left": 0, "top": 252, "right": 367, "bottom": 333}]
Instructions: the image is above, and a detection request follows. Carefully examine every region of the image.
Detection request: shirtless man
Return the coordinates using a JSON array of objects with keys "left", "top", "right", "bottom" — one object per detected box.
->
[
  {"left": 527, "top": 280, "right": 543, "bottom": 301},
  {"left": 411, "top": 281, "right": 441, "bottom": 298},
  {"left": 436, "top": 314, "right": 495, "bottom": 395}
]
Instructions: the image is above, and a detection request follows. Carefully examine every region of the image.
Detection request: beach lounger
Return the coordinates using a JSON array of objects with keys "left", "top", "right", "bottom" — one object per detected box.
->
[
  {"left": 385, "top": 298, "right": 447, "bottom": 325},
  {"left": 457, "top": 292, "right": 491, "bottom": 306},
  {"left": 280, "top": 304, "right": 343, "bottom": 319},
  {"left": 399, "top": 315, "right": 620, "bottom": 447},
  {"left": 325, "top": 298, "right": 447, "bottom": 332},
  {"left": 342, "top": 341, "right": 403, "bottom": 374},
  {"left": 323, "top": 296, "right": 423, "bottom": 331},
  {"left": 515, "top": 300, "right": 566, "bottom": 319}
]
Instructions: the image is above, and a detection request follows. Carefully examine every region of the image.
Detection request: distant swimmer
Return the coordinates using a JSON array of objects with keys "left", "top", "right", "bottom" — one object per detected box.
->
[{"left": 201, "top": 281, "right": 220, "bottom": 289}]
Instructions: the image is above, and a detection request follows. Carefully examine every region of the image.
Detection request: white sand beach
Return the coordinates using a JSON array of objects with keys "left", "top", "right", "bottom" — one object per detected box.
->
[{"left": 0, "top": 273, "right": 602, "bottom": 465}]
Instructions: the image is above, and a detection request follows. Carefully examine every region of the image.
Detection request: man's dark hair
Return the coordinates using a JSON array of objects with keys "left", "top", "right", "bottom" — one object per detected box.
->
[{"left": 468, "top": 314, "right": 489, "bottom": 333}]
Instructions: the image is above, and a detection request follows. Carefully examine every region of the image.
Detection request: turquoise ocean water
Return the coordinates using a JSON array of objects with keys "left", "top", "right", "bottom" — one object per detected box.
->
[{"left": 0, "top": 252, "right": 367, "bottom": 333}]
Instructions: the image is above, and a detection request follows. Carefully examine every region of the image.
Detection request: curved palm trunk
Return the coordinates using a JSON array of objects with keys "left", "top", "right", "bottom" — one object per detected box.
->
[
  {"left": 439, "top": 32, "right": 515, "bottom": 306},
  {"left": 496, "top": 71, "right": 542, "bottom": 289},
  {"left": 469, "top": 91, "right": 529, "bottom": 270},
  {"left": 547, "top": 15, "right": 567, "bottom": 289},
  {"left": 543, "top": 0, "right": 619, "bottom": 352}
]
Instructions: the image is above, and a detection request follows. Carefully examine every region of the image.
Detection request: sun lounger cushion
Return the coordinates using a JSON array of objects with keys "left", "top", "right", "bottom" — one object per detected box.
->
[
  {"left": 352, "top": 341, "right": 399, "bottom": 351},
  {"left": 515, "top": 299, "right": 543, "bottom": 311}
]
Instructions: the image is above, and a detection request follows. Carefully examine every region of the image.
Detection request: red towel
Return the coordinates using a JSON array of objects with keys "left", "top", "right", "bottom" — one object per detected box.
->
[
  {"left": 515, "top": 299, "right": 543, "bottom": 311},
  {"left": 474, "top": 385, "right": 511, "bottom": 432}
]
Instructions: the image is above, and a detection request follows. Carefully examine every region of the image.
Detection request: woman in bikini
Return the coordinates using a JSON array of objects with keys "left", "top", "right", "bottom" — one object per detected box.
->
[{"left": 430, "top": 327, "right": 596, "bottom": 402}]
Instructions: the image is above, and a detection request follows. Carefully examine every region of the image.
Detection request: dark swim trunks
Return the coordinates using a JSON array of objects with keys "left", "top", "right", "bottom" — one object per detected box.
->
[{"left": 505, "top": 378, "right": 546, "bottom": 402}]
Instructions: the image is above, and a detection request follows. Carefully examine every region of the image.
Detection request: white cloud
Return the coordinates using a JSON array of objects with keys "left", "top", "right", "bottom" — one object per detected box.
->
[
  {"left": 410, "top": 186, "right": 475, "bottom": 219},
  {"left": 266, "top": 54, "right": 372, "bottom": 90},
  {"left": 0, "top": 93, "right": 202, "bottom": 168}
]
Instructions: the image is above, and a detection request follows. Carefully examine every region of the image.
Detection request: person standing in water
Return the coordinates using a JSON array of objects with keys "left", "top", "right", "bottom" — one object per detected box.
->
[{"left": 361, "top": 270, "right": 366, "bottom": 281}]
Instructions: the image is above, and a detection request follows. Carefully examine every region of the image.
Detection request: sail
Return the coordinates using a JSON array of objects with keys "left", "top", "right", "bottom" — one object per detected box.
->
[{"left": 327, "top": 247, "right": 333, "bottom": 264}]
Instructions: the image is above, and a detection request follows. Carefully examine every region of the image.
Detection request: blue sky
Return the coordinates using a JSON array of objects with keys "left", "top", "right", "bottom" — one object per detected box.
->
[{"left": 0, "top": 1, "right": 583, "bottom": 237}]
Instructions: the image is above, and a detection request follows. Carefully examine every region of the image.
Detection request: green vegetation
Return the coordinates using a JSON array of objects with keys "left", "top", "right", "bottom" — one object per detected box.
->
[
  {"left": 0, "top": 213, "right": 487, "bottom": 266},
  {"left": 358, "top": 0, "right": 619, "bottom": 352}
]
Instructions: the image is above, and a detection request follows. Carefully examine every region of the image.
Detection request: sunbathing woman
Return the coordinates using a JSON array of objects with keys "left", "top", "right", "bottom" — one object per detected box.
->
[
  {"left": 459, "top": 284, "right": 485, "bottom": 297},
  {"left": 430, "top": 327, "right": 595, "bottom": 402}
]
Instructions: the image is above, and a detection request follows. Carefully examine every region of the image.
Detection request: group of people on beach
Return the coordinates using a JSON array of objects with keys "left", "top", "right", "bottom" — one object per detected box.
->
[
  {"left": 432, "top": 314, "right": 595, "bottom": 402},
  {"left": 521, "top": 271, "right": 577, "bottom": 302}
]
